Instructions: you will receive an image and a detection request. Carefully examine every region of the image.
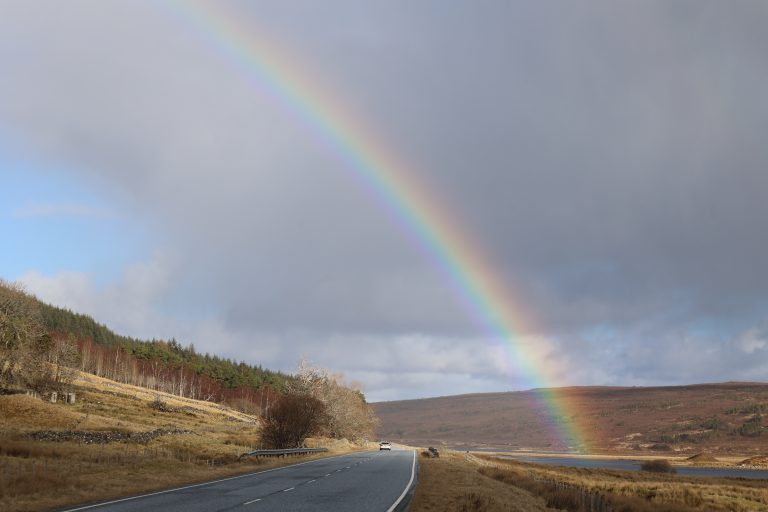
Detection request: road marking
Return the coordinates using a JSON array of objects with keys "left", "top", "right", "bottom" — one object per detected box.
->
[
  {"left": 243, "top": 498, "right": 261, "bottom": 505},
  {"left": 308, "top": 479, "right": 316, "bottom": 483},
  {"left": 385, "top": 450, "right": 417, "bottom": 512},
  {"left": 56, "top": 451, "right": 369, "bottom": 512},
  {"left": 283, "top": 487, "right": 294, "bottom": 492},
  {"left": 325, "top": 473, "right": 331, "bottom": 476}
]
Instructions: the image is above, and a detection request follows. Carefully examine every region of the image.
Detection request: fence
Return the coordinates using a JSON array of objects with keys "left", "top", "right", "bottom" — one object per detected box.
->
[{"left": 241, "top": 448, "right": 328, "bottom": 459}]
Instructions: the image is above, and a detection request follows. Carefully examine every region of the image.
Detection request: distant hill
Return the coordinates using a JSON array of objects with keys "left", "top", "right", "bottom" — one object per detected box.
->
[{"left": 372, "top": 383, "right": 768, "bottom": 455}]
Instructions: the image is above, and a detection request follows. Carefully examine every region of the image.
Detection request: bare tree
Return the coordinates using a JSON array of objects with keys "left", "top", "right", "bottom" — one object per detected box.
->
[
  {"left": 289, "top": 359, "right": 379, "bottom": 442},
  {"left": 0, "top": 281, "right": 56, "bottom": 391},
  {"left": 47, "top": 334, "right": 80, "bottom": 388}
]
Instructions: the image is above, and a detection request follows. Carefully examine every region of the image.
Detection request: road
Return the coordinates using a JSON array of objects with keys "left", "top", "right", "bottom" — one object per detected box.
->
[{"left": 60, "top": 449, "right": 417, "bottom": 512}]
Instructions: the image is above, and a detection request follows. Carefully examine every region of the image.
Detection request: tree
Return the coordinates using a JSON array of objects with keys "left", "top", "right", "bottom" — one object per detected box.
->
[
  {"left": 288, "top": 360, "right": 379, "bottom": 442},
  {"left": 0, "top": 280, "right": 56, "bottom": 391},
  {"left": 48, "top": 334, "right": 81, "bottom": 388},
  {"left": 260, "top": 393, "right": 325, "bottom": 448}
]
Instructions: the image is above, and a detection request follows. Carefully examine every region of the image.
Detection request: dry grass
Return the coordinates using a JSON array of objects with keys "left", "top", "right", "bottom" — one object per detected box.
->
[
  {"left": 0, "top": 371, "right": 367, "bottom": 512},
  {"left": 476, "top": 454, "right": 768, "bottom": 512},
  {"left": 409, "top": 451, "right": 554, "bottom": 511},
  {"left": 408, "top": 449, "right": 768, "bottom": 512}
]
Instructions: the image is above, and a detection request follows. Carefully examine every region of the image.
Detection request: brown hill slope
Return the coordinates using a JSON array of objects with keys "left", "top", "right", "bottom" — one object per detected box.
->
[
  {"left": 372, "top": 382, "right": 768, "bottom": 455},
  {"left": 0, "top": 371, "right": 361, "bottom": 512}
]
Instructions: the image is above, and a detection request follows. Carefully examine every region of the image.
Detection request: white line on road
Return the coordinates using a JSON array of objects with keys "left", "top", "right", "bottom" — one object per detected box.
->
[
  {"left": 283, "top": 487, "right": 294, "bottom": 492},
  {"left": 57, "top": 452, "right": 362, "bottom": 512},
  {"left": 308, "top": 479, "right": 316, "bottom": 483},
  {"left": 385, "top": 450, "right": 417, "bottom": 512},
  {"left": 243, "top": 498, "right": 262, "bottom": 505}
]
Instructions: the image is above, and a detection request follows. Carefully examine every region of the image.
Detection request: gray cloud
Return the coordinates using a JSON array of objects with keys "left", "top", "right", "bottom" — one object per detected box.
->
[{"left": 3, "top": 1, "right": 768, "bottom": 399}]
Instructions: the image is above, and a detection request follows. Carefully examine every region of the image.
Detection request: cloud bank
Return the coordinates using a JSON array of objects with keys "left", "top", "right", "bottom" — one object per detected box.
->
[{"left": 3, "top": 1, "right": 768, "bottom": 400}]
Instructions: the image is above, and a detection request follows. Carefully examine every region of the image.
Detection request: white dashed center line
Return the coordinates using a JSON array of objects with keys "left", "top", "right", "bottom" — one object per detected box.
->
[
  {"left": 243, "top": 498, "right": 261, "bottom": 505},
  {"left": 283, "top": 487, "right": 295, "bottom": 492}
]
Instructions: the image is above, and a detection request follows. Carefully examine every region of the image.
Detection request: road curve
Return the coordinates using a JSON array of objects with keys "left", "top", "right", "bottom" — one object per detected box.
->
[{"left": 58, "top": 449, "right": 417, "bottom": 512}]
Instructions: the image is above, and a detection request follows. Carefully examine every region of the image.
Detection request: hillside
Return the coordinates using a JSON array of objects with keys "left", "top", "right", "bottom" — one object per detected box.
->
[
  {"left": 0, "top": 370, "right": 362, "bottom": 512},
  {"left": 39, "top": 299, "right": 290, "bottom": 404},
  {"left": 1, "top": 280, "right": 290, "bottom": 414},
  {"left": 373, "top": 382, "right": 768, "bottom": 455}
]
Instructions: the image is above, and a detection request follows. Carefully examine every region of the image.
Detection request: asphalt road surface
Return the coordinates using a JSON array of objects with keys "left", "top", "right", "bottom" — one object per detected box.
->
[{"left": 60, "top": 449, "right": 417, "bottom": 512}]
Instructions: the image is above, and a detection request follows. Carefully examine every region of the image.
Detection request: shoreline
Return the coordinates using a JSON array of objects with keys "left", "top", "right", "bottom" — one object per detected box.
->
[{"left": 468, "top": 450, "right": 764, "bottom": 469}]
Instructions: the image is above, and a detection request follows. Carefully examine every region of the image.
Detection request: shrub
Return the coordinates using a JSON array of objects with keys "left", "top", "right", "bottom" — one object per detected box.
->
[
  {"left": 741, "top": 404, "right": 767, "bottom": 414},
  {"left": 737, "top": 415, "right": 763, "bottom": 437},
  {"left": 641, "top": 459, "right": 676, "bottom": 474},
  {"left": 261, "top": 393, "right": 325, "bottom": 448},
  {"left": 150, "top": 397, "right": 174, "bottom": 412},
  {"left": 699, "top": 417, "right": 724, "bottom": 430}
]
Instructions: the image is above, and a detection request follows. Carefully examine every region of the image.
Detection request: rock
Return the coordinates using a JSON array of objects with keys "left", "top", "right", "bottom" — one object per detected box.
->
[{"left": 28, "top": 427, "right": 193, "bottom": 444}]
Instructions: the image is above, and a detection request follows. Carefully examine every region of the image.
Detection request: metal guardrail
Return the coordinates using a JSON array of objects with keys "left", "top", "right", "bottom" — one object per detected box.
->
[{"left": 241, "top": 447, "right": 329, "bottom": 458}]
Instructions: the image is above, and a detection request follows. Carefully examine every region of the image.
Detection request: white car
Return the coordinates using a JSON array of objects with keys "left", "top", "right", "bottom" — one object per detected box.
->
[{"left": 379, "top": 441, "right": 391, "bottom": 451}]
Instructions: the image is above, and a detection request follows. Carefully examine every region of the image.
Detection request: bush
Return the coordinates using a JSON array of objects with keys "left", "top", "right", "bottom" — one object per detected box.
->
[
  {"left": 641, "top": 459, "right": 676, "bottom": 474},
  {"left": 150, "top": 397, "right": 174, "bottom": 412},
  {"left": 699, "top": 417, "right": 725, "bottom": 430},
  {"left": 261, "top": 393, "right": 325, "bottom": 448},
  {"left": 737, "top": 415, "right": 762, "bottom": 437}
]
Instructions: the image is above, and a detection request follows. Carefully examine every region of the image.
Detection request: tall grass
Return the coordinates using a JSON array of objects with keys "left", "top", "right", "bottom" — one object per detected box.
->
[{"left": 477, "top": 456, "right": 768, "bottom": 512}]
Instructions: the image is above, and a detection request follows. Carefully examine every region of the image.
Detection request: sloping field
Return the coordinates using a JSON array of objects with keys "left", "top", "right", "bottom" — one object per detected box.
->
[
  {"left": 0, "top": 371, "right": 360, "bottom": 512},
  {"left": 373, "top": 382, "right": 768, "bottom": 455}
]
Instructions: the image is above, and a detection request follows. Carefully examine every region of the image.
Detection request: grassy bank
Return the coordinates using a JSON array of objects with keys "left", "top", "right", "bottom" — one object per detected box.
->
[
  {"left": 482, "top": 450, "right": 761, "bottom": 469},
  {"left": 474, "top": 453, "right": 768, "bottom": 512},
  {"left": 410, "top": 449, "right": 768, "bottom": 512},
  {"left": 0, "top": 372, "right": 367, "bottom": 512},
  {"left": 409, "top": 451, "right": 553, "bottom": 511}
]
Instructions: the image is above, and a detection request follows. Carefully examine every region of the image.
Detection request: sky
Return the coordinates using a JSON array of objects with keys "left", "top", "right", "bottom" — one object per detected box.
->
[{"left": 2, "top": 1, "right": 767, "bottom": 401}]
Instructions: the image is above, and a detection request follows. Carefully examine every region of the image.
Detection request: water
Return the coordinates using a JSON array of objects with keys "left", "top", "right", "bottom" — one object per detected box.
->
[{"left": 497, "top": 455, "right": 768, "bottom": 480}]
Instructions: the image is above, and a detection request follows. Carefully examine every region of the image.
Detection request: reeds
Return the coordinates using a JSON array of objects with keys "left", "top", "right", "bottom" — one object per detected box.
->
[{"left": 477, "top": 456, "right": 768, "bottom": 512}]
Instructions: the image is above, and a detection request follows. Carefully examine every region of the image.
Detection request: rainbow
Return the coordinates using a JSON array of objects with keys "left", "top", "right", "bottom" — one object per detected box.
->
[{"left": 164, "top": 1, "right": 587, "bottom": 451}]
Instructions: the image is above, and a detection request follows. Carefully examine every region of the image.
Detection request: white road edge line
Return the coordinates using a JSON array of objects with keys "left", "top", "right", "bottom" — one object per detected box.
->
[
  {"left": 385, "top": 450, "right": 417, "bottom": 512},
  {"left": 243, "top": 498, "right": 261, "bottom": 505},
  {"left": 57, "top": 452, "right": 361, "bottom": 512}
]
